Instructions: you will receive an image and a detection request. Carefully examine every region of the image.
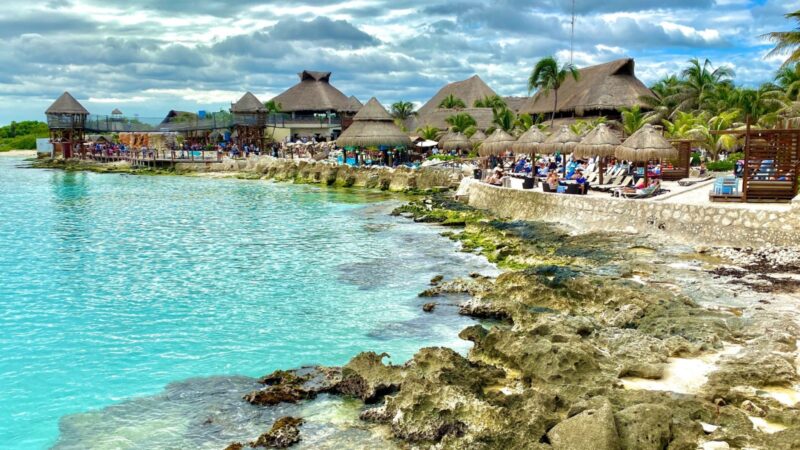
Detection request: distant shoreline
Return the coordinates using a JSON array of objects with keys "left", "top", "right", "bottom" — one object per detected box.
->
[{"left": 0, "top": 150, "right": 36, "bottom": 157}]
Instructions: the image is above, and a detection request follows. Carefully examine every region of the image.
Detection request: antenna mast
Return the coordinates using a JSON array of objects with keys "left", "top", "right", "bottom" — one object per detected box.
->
[{"left": 570, "top": 0, "right": 576, "bottom": 64}]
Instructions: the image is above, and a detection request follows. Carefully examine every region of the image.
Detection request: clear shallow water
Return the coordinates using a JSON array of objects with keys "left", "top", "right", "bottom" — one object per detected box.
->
[{"left": 0, "top": 157, "right": 497, "bottom": 449}]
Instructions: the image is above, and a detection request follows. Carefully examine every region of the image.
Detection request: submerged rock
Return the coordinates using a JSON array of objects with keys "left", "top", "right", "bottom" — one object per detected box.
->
[
  {"left": 250, "top": 416, "right": 304, "bottom": 448},
  {"left": 245, "top": 366, "right": 342, "bottom": 406}
]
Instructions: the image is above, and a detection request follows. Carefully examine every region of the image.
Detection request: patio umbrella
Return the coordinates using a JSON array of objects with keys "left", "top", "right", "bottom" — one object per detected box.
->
[
  {"left": 616, "top": 124, "right": 677, "bottom": 184},
  {"left": 574, "top": 123, "right": 621, "bottom": 184},
  {"left": 479, "top": 129, "right": 516, "bottom": 157},
  {"left": 469, "top": 129, "right": 487, "bottom": 144},
  {"left": 511, "top": 127, "right": 548, "bottom": 154},
  {"left": 440, "top": 132, "right": 470, "bottom": 152}
]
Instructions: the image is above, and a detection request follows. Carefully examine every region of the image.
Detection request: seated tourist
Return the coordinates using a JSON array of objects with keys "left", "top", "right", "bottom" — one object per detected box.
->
[
  {"left": 514, "top": 158, "right": 527, "bottom": 173},
  {"left": 546, "top": 172, "right": 560, "bottom": 191},
  {"left": 487, "top": 169, "right": 504, "bottom": 186}
]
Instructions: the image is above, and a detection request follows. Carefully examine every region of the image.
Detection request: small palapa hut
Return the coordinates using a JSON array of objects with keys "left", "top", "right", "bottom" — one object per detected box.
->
[
  {"left": 231, "top": 92, "right": 268, "bottom": 148},
  {"left": 336, "top": 98, "right": 412, "bottom": 148},
  {"left": 46, "top": 91, "right": 89, "bottom": 158},
  {"left": 412, "top": 75, "right": 499, "bottom": 131}
]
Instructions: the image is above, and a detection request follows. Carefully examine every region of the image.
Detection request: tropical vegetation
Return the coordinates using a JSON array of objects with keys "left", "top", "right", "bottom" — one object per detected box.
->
[
  {"left": 439, "top": 94, "right": 466, "bottom": 109},
  {"left": 528, "top": 56, "right": 580, "bottom": 126},
  {"left": 764, "top": 10, "right": 800, "bottom": 67},
  {"left": 0, "top": 121, "right": 49, "bottom": 151}
]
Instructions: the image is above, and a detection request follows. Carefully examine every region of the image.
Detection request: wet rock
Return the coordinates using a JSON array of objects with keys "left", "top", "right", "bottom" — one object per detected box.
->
[
  {"left": 243, "top": 385, "right": 311, "bottom": 406},
  {"left": 458, "top": 324, "right": 488, "bottom": 344},
  {"left": 250, "top": 416, "right": 304, "bottom": 448},
  {"left": 358, "top": 404, "right": 392, "bottom": 423},
  {"left": 547, "top": 400, "right": 620, "bottom": 450},
  {"left": 336, "top": 352, "right": 402, "bottom": 403},
  {"left": 422, "top": 303, "right": 436, "bottom": 313},
  {"left": 614, "top": 403, "right": 672, "bottom": 450},
  {"left": 223, "top": 443, "right": 244, "bottom": 450},
  {"left": 245, "top": 366, "right": 342, "bottom": 406},
  {"left": 430, "top": 275, "right": 444, "bottom": 285}
]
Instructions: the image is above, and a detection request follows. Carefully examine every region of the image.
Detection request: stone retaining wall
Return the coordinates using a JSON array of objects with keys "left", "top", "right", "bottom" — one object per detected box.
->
[
  {"left": 466, "top": 180, "right": 800, "bottom": 247},
  {"left": 174, "top": 157, "right": 463, "bottom": 192}
]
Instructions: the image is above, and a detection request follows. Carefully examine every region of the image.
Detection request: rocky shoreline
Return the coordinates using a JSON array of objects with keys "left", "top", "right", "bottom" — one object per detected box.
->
[{"left": 222, "top": 195, "right": 800, "bottom": 449}]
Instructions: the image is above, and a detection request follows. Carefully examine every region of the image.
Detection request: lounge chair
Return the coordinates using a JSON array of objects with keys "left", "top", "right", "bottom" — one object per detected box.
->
[{"left": 618, "top": 183, "right": 660, "bottom": 199}]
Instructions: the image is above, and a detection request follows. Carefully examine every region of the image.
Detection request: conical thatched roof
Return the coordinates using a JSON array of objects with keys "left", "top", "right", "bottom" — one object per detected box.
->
[
  {"left": 520, "top": 59, "right": 653, "bottom": 116},
  {"left": 440, "top": 132, "right": 470, "bottom": 151},
  {"left": 271, "top": 70, "right": 352, "bottom": 113},
  {"left": 336, "top": 98, "right": 412, "bottom": 148},
  {"left": 512, "top": 127, "right": 548, "bottom": 153},
  {"left": 574, "top": 124, "right": 621, "bottom": 158},
  {"left": 470, "top": 129, "right": 487, "bottom": 143},
  {"left": 232, "top": 92, "right": 267, "bottom": 113},
  {"left": 479, "top": 129, "right": 516, "bottom": 156},
  {"left": 615, "top": 124, "right": 677, "bottom": 162},
  {"left": 344, "top": 96, "right": 363, "bottom": 113},
  {"left": 539, "top": 126, "right": 580, "bottom": 154},
  {"left": 46, "top": 92, "right": 89, "bottom": 115},
  {"left": 413, "top": 75, "right": 499, "bottom": 131},
  {"left": 111, "top": 108, "right": 123, "bottom": 115}
]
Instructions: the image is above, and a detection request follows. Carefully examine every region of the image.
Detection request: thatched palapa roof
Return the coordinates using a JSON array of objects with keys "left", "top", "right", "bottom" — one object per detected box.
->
[
  {"left": 46, "top": 92, "right": 89, "bottom": 115},
  {"left": 271, "top": 70, "right": 352, "bottom": 113},
  {"left": 413, "top": 75, "right": 499, "bottom": 130},
  {"left": 479, "top": 129, "right": 516, "bottom": 156},
  {"left": 440, "top": 132, "right": 470, "bottom": 151},
  {"left": 336, "top": 98, "right": 412, "bottom": 148},
  {"left": 615, "top": 124, "right": 677, "bottom": 162},
  {"left": 470, "top": 129, "right": 487, "bottom": 143},
  {"left": 539, "top": 126, "right": 580, "bottom": 154},
  {"left": 232, "top": 92, "right": 267, "bottom": 113},
  {"left": 345, "top": 96, "right": 363, "bottom": 113},
  {"left": 111, "top": 108, "right": 123, "bottom": 115},
  {"left": 512, "top": 127, "right": 548, "bottom": 153},
  {"left": 574, "top": 124, "right": 621, "bottom": 158},
  {"left": 519, "top": 59, "right": 653, "bottom": 117}
]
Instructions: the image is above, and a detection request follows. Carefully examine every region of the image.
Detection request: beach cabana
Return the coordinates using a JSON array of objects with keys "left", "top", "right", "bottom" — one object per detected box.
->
[
  {"left": 440, "top": 132, "right": 470, "bottom": 152},
  {"left": 231, "top": 92, "right": 267, "bottom": 149},
  {"left": 512, "top": 127, "right": 548, "bottom": 154},
  {"left": 616, "top": 124, "right": 677, "bottom": 184},
  {"left": 336, "top": 98, "right": 412, "bottom": 148},
  {"left": 479, "top": 129, "right": 516, "bottom": 156},
  {"left": 574, "top": 123, "right": 621, "bottom": 184}
]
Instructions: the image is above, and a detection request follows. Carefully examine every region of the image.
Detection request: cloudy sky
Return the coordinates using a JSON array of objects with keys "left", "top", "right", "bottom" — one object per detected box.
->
[{"left": 4, "top": 0, "right": 799, "bottom": 124}]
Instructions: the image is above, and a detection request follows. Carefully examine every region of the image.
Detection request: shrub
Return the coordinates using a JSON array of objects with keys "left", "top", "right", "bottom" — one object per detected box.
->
[{"left": 706, "top": 160, "right": 734, "bottom": 171}]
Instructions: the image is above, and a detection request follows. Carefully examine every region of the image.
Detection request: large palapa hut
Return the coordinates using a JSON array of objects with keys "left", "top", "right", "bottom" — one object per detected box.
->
[
  {"left": 518, "top": 58, "right": 653, "bottom": 124},
  {"left": 269, "top": 70, "right": 356, "bottom": 141},
  {"left": 337, "top": 98, "right": 411, "bottom": 148},
  {"left": 412, "top": 75, "right": 499, "bottom": 131}
]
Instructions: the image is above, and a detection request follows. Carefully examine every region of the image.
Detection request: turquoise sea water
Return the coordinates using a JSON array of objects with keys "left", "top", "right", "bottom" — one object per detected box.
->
[{"left": 0, "top": 156, "right": 496, "bottom": 449}]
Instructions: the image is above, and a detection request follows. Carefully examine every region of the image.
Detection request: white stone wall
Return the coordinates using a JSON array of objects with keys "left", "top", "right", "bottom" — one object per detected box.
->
[{"left": 467, "top": 181, "right": 800, "bottom": 247}]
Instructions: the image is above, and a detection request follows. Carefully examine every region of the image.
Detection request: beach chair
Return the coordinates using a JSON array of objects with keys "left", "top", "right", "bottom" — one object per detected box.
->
[
  {"left": 619, "top": 183, "right": 660, "bottom": 199},
  {"left": 712, "top": 176, "right": 739, "bottom": 195}
]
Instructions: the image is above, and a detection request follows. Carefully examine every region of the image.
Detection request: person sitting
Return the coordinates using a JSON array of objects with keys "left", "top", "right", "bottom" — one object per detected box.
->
[
  {"left": 514, "top": 158, "right": 527, "bottom": 173},
  {"left": 573, "top": 169, "right": 589, "bottom": 194},
  {"left": 546, "top": 172, "right": 560, "bottom": 191},
  {"left": 486, "top": 168, "right": 504, "bottom": 186}
]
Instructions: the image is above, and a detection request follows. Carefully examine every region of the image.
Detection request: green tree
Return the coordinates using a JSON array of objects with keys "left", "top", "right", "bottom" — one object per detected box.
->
[
  {"left": 514, "top": 113, "right": 534, "bottom": 132},
  {"left": 527, "top": 56, "right": 580, "bottom": 127},
  {"left": 444, "top": 113, "right": 477, "bottom": 133},
  {"left": 439, "top": 94, "right": 466, "bottom": 109},
  {"left": 764, "top": 10, "right": 800, "bottom": 67},
  {"left": 474, "top": 95, "right": 507, "bottom": 109},
  {"left": 667, "top": 58, "right": 734, "bottom": 114},
  {"left": 620, "top": 105, "right": 650, "bottom": 136},
  {"left": 391, "top": 101, "right": 416, "bottom": 120},
  {"left": 492, "top": 107, "right": 516, "bottom": 132},
  {"left": 776, "top": 64, "right": 800, "bottom": 101},
  {"left": 416, "top": 125, "right": 440, "bottom": 141}
]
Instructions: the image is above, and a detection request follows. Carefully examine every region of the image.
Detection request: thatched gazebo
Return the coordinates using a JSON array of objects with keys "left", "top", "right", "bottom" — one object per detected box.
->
[
  {"left": 46, "top": 91, "right": 89, "bottom": 159},
  {"left": 512, "top": 127, "right": 548, "bottom": 154},
  {"left": 440, "top": 132, "right": 470, "bottom": 152},
  {"left": 539, "top": 125, "right": 580, "bottom": 154},
  {"left": 574, "top": 123, "right": 621, "bottom": 184},
  {"left": 616, "top": 124, "right": 677, "bottom": 183},
  {"left": 336, "top": 98, "right": 412, "bottom": 148},
  {"left": 479, "top": 129, "right": 516, "bottom": 156},
  {"left": 231, "top": 92, "right": 267, "bottom": 149}
]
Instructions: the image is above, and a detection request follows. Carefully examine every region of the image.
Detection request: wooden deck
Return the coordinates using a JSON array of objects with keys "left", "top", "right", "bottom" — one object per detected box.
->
[{"left": 83, "top": 150, "right": 223, "bottom": 167}]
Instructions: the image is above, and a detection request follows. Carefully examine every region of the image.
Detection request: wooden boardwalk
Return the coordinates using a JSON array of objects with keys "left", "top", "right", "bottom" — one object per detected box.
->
[{"left": 83, "top": 150, "right": 224, "bottom": 167}]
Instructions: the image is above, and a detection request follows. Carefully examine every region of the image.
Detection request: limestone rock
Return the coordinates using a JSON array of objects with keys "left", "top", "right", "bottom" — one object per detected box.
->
[
  {"left": 614, "top": 403, "right": 672, "bottom": 450},
  {"left": 547, "top": 400, "right": 620, "bottom": 450},
  {"left": 336, "top": 352, "right": 402, "bottom": 403},
  {"left": 250, "top": 416, "right": 303, "bottom": 448}
]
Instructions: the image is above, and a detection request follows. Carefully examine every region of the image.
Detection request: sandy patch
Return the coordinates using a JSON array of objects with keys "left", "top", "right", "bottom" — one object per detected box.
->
[{"left": 0, "top": 150, "right": 37, "bottom": 157}]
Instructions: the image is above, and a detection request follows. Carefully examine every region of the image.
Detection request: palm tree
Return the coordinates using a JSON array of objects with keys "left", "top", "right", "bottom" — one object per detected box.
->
[
  {"left": 527, "top": 56, "right": 580, "bottom": 127},
  {"left": 514, "top": 113, "right": 534, "bottom": 132},
  {"left": 666, "top": 59, "right": 734, "bottom": 114},
  {"left": 444, "top": 113, "right": 476, "bottom": 133},
  {"left": 391, "top": 101, "right": 416, "bottom": 120},
  {"left": 620, "top": 105, "right": 650, "bottom": 136},
  {"left": 416, "top": 125, "right": 440, "bottom": 141},
  {"left": 439, "top": 94, "right": 466, "bottom": 109},
  {"left": 776, "top": 64, "right": 800, "bottom": 101},
  {"left": 764, "top": 11, "right": 800, "bottom": 67},
  {"left": 474, "top": 95, "right": 507, "bottom": 109},
  {"left": 492, "top": 107, "right": 516, "bottom": 132},
  {"left": 733, "top": 83, "right": 787, "bottom": 127}
]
